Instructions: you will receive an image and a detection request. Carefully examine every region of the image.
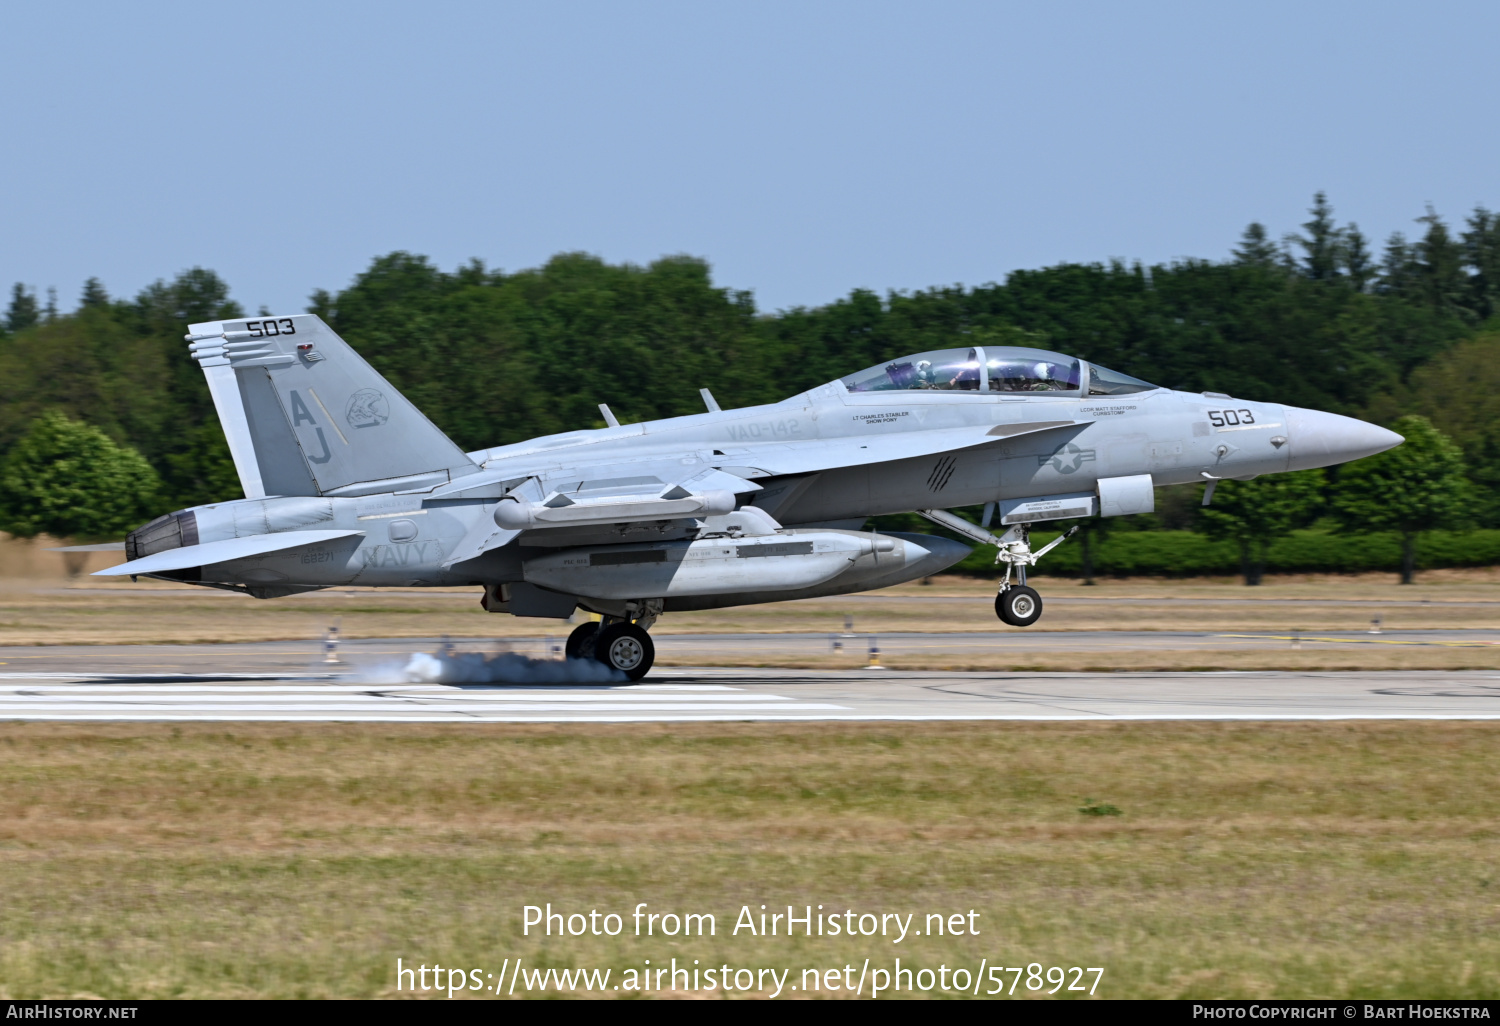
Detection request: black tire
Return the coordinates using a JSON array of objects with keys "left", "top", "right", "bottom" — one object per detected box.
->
[
  {"left": 996, "top": 586, "right": 1043, "bottom": 627},
  {"left": 565, "top": 621, "right": 600, "bottom": 660},
  {"left": 593, "top": 622, "right": 655, "bottom": 681}
]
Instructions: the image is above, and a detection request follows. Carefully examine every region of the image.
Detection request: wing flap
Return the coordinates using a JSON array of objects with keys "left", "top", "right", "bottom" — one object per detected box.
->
[{"left": 93, "top": 529, "right": 365, "bottom": 576}]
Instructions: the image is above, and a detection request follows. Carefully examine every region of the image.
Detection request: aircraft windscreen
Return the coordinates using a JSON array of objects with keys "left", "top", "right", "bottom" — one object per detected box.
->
[
  {"left": 1088, "top": 363, "right": 1160, "bottom": 395},
  {"left": 841, "top": 346, "right": 1081, "bottom": 394}
]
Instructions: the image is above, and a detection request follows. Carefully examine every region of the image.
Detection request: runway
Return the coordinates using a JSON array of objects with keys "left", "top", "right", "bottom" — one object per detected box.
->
[{"left": 1, "top": 635, "right": 1499, "bottom": 721}]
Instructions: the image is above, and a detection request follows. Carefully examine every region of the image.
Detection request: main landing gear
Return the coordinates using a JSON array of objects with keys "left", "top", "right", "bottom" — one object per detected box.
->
[
  {"left": 564, "top": 600, "right": 661, "bottom": 680},
  {"left": 993, "top": 524, "right": 1077, "bottom": 629}
]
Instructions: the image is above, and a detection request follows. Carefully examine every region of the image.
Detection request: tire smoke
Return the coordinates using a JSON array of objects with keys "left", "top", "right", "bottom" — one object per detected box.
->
[{"left": 363, "top": 650, "right": 626, "bottom": 685}]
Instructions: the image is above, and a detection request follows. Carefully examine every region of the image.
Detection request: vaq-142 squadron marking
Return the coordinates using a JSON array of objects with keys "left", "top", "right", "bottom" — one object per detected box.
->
[{"left": 97, "top": 315, "right": 1402, "bottom": 679}]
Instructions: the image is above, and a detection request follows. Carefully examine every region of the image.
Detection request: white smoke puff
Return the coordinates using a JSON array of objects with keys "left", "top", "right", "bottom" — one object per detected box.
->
[{"left": 401, "top": 650, "right": 625, "bottom": 685}]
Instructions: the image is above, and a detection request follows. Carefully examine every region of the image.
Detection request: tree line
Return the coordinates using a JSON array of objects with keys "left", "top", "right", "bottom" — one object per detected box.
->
[{"left": 2, "top": 194, "right": 1497, "bottom": 582}]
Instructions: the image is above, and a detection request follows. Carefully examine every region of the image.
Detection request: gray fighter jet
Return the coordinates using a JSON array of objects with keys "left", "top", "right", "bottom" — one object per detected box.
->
[{"left": 99, "top": 314, "right": 1402, "bottom": 679}]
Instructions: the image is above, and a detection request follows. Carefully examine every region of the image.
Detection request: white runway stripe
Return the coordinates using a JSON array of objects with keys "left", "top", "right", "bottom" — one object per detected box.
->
[
  {"left": 5, "top": 664, "right": 1500, "bottom": 721},
  {"left": 0, "top": 674, "right": 851, "bottom": 721}
]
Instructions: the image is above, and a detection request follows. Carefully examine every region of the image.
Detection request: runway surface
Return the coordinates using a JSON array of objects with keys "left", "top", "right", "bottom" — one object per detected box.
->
[{"left": 2, "top": 634, "right": 1500, "bottom": 722}]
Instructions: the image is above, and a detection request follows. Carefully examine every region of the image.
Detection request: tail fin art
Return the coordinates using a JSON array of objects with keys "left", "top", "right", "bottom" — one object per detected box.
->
[{"left": 187, "top": 315, "right": 479, "bottom": 498}]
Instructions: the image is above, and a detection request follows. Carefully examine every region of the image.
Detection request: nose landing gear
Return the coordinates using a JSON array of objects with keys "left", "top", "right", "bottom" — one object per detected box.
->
[
  {"left": 916, "top": 509, "right": 1080, "bottom": 631},
  {"left": 993, "top": 524, "right": 1075, "bottom": 629}
]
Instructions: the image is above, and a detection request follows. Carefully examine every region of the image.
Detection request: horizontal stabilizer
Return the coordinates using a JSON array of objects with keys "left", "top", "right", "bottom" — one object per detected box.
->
[
  {"left": 94, "top": 530, "right": 364, "bottom": 577},
  {"left": 45, "top": 542, "right": 126, "bottom": 552}
]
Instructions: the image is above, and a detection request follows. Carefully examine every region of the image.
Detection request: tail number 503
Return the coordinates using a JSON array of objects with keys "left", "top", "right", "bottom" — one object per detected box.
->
[
  {"left": 247, "top": 318, "right": 296, "bottom": 337},
  {"left": 1208, "top": 409, "right": 1254, "bottom": 427}
]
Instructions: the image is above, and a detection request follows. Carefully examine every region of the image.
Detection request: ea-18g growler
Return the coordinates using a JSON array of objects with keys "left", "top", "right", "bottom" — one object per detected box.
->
[{"left": 100, "top": 315, "right": 1402, "bottom": 679}]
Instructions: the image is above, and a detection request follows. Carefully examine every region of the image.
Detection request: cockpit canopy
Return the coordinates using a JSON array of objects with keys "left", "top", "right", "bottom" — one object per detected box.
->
[{"left": 840, "top": 346, "right": 1159, "bottom": 396}]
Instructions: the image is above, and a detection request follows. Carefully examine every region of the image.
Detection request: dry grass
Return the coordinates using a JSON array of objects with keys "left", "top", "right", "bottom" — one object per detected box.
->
[
  {"left": 0, "top": 721, "right": 1498, "bottom": 999},
  {"left": 657, "top": 647, "right": 1500, "bottom": 672},
  {"left": 2, "top": 568, "right": 1499, "bottom": 649}
]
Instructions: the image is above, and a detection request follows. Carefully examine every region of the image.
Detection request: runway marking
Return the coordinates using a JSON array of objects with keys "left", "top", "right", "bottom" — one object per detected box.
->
[
  {"left": 7, "top": 663, "right": 1500, "bottom": 721},
  {"left": 0, "top": 673, "right": 855, "bottom": 721}
]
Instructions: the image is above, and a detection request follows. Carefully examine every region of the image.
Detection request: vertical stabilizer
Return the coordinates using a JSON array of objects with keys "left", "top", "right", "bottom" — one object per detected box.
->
[{"left": 187, "top": 314, "right": 478, "bottom": 497}]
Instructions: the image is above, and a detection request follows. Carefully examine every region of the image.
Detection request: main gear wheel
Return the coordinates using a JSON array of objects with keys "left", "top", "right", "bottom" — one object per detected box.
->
[
  {"left": 564, "top": 621, "right": 600, "bottom": 660},
  {"left": 593, "top": 622, "right": 655, "bottom": 680}
]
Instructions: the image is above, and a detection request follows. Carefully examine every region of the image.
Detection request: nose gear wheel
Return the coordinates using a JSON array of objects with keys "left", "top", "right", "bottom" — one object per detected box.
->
[{"left": 996, "top": 585, "right": 1043, "bottom": 627}]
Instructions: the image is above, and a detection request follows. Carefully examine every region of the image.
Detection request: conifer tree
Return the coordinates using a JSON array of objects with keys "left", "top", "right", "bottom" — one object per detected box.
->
[
  {"left": 1342, "top": 223, "right": 1375, "bottom": 292},
  {"left": 5, "top": 283, "right": 38, "bottom": 333},
  {"left": 1414, "top": 207, "right": 1467, "bottom": 318},
  {"left": 1232, "top": 223, "right": 1280, "bottom": 268},
  {"left": 1296, "top": 191, "right": 1340, "bottom": 281},
  {"left": 79, "top": 278, "right": 109, "bottom": 308},
  {"left": 1463, "top": 206, "right": 1500, "bottom": 322}
]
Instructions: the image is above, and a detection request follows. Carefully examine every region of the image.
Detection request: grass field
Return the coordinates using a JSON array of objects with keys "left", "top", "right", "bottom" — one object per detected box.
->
[
  {"left": 8, "top": 569, "right": 1500, "bottom": 636},
  {"left": 5, "top": 566, "right": 1500, "bottom": 671},
  {"left": 0, "top": 721, "right": 1498, "bottom": 1000}
]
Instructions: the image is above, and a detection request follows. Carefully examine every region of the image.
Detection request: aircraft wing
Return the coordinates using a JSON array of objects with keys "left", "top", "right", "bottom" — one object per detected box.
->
[
  {"left": 705, "top": 419, "right": 1084, "bottom": 478},
  {"left": 429, "top": 419, "right": 1084, "bottom": 561},
  {"left": 93, "top": 530, "right": 365, "bottom": 577}
]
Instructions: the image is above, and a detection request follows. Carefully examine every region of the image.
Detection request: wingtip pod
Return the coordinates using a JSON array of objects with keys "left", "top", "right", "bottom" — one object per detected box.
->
[{"left": 1284, "top": 407, "right": 1405, "bottom": 471}]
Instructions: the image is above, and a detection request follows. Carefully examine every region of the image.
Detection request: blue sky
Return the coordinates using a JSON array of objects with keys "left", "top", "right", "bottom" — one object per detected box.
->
[{"left": 2, "top": 0, "right": 1496, "bottom": 315}]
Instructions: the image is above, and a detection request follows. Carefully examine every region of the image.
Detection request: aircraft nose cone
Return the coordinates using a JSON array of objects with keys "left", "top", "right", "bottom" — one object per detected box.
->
[{"left": 1284, "top": 407, "right": 1404, "bottom": 471}]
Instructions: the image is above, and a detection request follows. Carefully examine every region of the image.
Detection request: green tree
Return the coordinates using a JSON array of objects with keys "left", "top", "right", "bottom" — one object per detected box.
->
[
  {"left": 1379, "top": 232, "right": 1418, "bottom": 298},
  {"left": 1343, "top": 223, "right": 1375, "bottom": 292},
  {"left": 1414, "top": 208, "right": 1468, "bottom": 319},
  {"left": 1463, "top": 206, "right": 1500, "bottom": 323},
  {"left": 5, "top": 284, "right": 38, "bottom": 333},
  {"left": 1232, "top": 223, "right": 1281, "bottom": 268},
  {"left": 1295, "top": 191, "right": 1341, "bottom": 282},
  {"left": 0, "top": 411, "right": 162, "bottom": 541},
  {"left": 1329, "top": 415, "right": 1469, "bottom": 584},
  {"left": 1383, "top": 333, "right": 1500, "bottom": 524},
  {"left": 1196, "top": 470, "right": 1326, "bottom": 585},
  {"left": 79, "top": 277, "right": 109, "bottom": 308}
]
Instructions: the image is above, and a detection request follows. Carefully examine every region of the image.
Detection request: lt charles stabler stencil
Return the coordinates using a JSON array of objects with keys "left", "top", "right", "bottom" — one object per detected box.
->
[{"left": 103, "top": 316, "right": 1402, "bottom": 679}]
